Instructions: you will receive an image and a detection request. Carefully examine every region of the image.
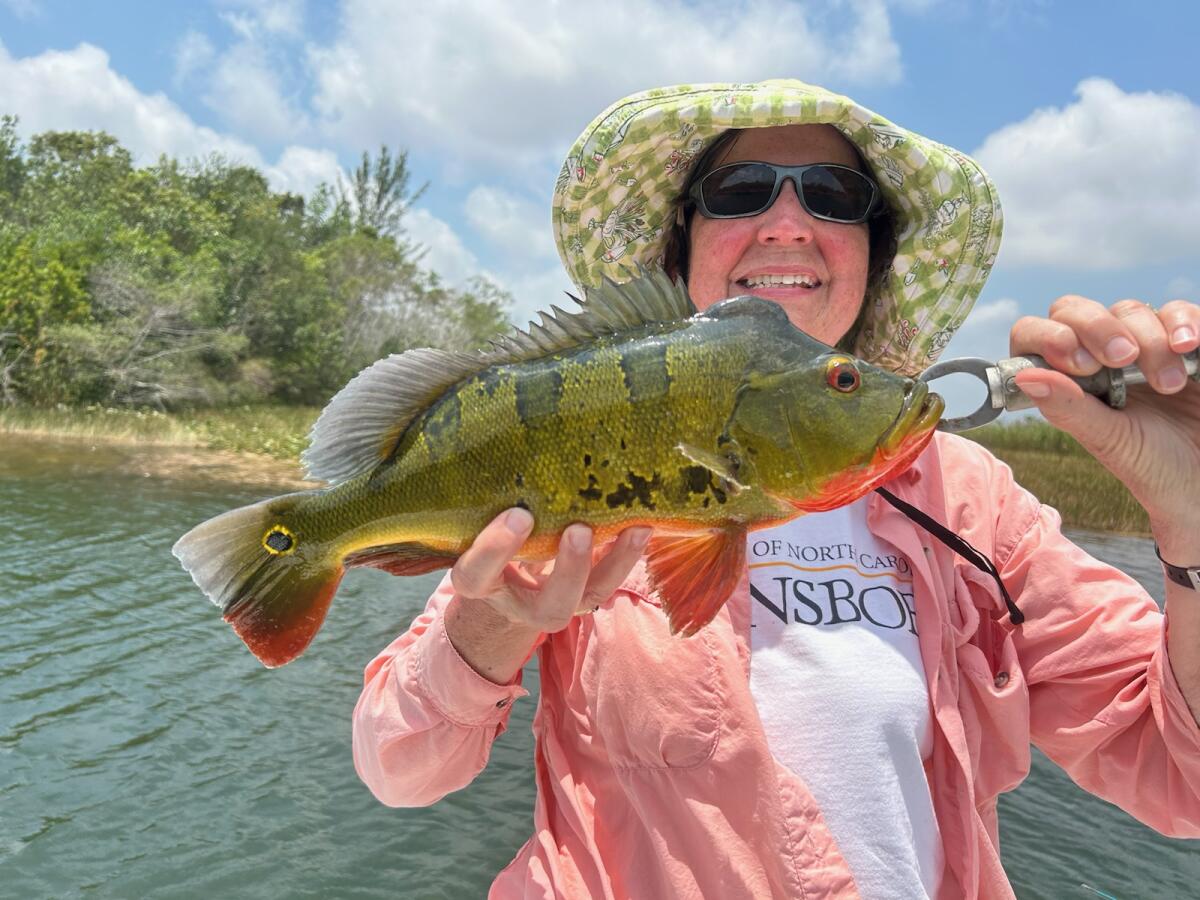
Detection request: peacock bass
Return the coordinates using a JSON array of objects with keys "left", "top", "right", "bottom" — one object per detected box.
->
[{"left": 173, "top": 269, "right": 943, "bottom": 667}]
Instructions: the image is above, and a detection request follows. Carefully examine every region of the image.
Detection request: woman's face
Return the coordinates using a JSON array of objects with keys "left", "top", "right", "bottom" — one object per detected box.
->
[{"left": 686, "top": 124, "right": 871, "bottom": 345}]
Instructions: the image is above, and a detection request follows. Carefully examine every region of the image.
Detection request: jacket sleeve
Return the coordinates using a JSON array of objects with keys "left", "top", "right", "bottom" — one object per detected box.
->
[
  {"left": 352, "top": 573, "right": 532, "bottom": 808},
  {"left": 989, "top": 452, "right": 1200, "bottom": 837}
]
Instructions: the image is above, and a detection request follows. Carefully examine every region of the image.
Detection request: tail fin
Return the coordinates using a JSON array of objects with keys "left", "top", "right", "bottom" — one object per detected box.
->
[{"left": 172, "top": 493, "right": 342, "bottom": 668}]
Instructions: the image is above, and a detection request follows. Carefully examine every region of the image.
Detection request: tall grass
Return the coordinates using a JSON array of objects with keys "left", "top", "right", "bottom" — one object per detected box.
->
[
  {"left": 0, "top": 406, "right": 1150, "bottom": 535},
  {"left": 0, "top": 404, "right": 320, "bottom": 460},
  {"left": 967, "top": 420, "right": 1148, "bottom": 535}
]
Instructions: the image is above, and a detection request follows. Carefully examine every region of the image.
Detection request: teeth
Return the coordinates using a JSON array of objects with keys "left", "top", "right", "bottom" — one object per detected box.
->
[{"left": 742, "top": 274, "right": 819, "bottom": 288}]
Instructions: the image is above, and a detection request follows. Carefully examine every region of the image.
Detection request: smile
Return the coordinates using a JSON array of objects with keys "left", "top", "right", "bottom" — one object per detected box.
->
[{"left": 738, "top": 273, "right": 822, "bottom": 289}]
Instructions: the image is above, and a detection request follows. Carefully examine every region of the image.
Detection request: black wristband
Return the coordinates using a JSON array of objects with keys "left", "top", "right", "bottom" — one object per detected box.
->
[{"left": 1155, "top": 544, "right": 1200, "bottom": 592}]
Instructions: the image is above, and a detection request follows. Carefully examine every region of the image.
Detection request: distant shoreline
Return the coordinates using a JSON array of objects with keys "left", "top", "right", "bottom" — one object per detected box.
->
[
  {"left": 0, "top": 406, "right": 320, "bottom": 491},
  {"left": 0, "top": 405, "right": 1151, "bottom": 536}
]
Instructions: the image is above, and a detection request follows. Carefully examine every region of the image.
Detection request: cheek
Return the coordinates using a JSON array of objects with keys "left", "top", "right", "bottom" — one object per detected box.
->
[
  {"left": 686, "top": 219, "right": 754, "bottom": 308},
  {"left": 824, "top": 226, "right": 871, "bottom": 281}
]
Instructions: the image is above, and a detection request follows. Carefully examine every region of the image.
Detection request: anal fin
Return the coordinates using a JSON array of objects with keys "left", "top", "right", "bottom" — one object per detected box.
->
[
  {"left": 644, "top": 527, "right": 746, "bottom": 636},
  {"left": 344, "top": 542, "right": 459, "bottom": 576}
]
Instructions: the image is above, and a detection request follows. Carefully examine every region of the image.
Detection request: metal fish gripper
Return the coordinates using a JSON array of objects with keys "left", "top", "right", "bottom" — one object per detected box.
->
[{"left": 917, "top": 349, "right": 1200, "bottom": 433}]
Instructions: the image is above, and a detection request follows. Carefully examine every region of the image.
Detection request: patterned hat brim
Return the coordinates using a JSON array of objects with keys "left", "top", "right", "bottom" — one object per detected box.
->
[{"left": 552, "top": 80, "right": 1003, "bottom": 375}]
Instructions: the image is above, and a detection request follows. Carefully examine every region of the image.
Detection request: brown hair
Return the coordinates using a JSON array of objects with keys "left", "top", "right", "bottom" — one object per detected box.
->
[{"left": 662, "top": 128, "right": 897, "bottom": 351}]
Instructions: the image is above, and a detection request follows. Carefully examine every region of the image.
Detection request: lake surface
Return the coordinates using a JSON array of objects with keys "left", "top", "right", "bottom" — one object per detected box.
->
[{"left": 1, "top": 434, "right": 1197, "bottom": 899}]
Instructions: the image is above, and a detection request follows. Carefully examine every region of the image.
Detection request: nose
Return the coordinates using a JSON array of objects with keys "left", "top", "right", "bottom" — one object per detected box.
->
[{"left": 755, "top": 177, "right": 816, "bottom": 245}]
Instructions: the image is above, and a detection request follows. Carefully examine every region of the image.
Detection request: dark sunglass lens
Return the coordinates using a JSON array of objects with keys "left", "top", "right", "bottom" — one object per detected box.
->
[
  {"left": 701, "top": 163, "right": 778, "bottom": 216},
  {"left": 800, "top": 166, "right": 874, "bottom": 221}
]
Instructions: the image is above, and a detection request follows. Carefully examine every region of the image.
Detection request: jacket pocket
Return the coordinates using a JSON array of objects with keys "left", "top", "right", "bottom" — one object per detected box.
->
[
  {"left": 953, "top": 565, "right": 1031, "bottom": 801},
  {"left": 581, "top": 592, "right": 723, "bottom": 770}
]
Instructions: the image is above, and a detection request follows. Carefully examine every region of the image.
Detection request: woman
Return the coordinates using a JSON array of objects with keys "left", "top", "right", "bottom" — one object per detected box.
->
[{"left": 352, "top": 80, "right": 1200, "bottom": 899}]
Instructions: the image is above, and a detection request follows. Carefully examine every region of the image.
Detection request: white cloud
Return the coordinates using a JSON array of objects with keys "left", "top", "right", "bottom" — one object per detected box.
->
[
  {"left": 940, "top": 297, "right": 1019, "bottom": 361},
  {"left": 265, "top": 146, "right": 343, "bottom": 198},
  {"left": 464, "top": 185, "right": 556, "bottom": 261},
  {"left": 217, "top": 0, "right": 304, "bottom": 39},
  {"left": 203, "top": 41, "right": 309, "bottom": 141},
  {"left": 0, "top": 41, "right": 336, "bottom": 197},
  {"left": 0, "top": 41, "right": 264, "bottom": 164},
  {"left": 405, "top": 208, "right": 484, "bottom": 286},
  {"left": 173, "top": 30, "right": 215, "bottom": 87},
  {"left": 975, "top": 79, "right": 1200, "bottom": 270},
  {"left": 309, "top": 0, "right": 902, "bottom": 167},
  {"left": 958, "top": 297, "right": 1020, "bottom": 330},
  {"left": 500, "top": 265, "right": 580, "bottom": 328}
]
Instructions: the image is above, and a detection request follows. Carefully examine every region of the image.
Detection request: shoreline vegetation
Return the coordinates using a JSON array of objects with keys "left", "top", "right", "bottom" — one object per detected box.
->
[{"left": 0, "top": 404, "right": 1151, "bottom": 536}]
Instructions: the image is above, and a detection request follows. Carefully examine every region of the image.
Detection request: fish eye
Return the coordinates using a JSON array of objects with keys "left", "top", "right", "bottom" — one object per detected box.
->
[{"left": 825, "top": 357, "right": 861, "bottom": 393}]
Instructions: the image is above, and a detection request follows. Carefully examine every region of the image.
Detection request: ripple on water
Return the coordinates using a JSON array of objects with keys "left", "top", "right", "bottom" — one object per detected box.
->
[{"left": 1, "top": 434, "right": 1197, "bottom": 896}]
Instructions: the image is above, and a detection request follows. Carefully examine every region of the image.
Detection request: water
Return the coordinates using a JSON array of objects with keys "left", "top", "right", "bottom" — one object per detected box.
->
[{"left": 1, "top": 435, "right": 1196, "bottom": 899}]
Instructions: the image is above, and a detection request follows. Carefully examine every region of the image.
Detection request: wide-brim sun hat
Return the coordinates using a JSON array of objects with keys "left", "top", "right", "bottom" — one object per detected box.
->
[{"left": 552, "top": 79, "right": 1003, "bottom": 376}]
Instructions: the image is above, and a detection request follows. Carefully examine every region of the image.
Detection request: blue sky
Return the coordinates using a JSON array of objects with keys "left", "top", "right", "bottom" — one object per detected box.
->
[{"left": 1, "top": 0, "right": 1198, "bottom": 415}]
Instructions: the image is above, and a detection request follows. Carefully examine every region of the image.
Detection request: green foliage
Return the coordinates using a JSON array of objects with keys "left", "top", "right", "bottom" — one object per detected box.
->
[
  {"left": 0, "top": 237, "right": 90, "bottom": 350},
  {"left": 0, "top": 124, "right": 513, "bottom": 408},
  {"left": 348, "top": 145, "right": 427, "bottom": 237}
]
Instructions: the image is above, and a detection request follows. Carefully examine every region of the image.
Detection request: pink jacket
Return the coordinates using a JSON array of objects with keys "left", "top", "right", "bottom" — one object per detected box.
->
[{"left": 352, "top": 433, "right": 1200, "bottom": 899}]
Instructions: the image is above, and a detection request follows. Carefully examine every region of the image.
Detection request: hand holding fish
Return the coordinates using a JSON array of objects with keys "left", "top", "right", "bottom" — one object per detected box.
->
[
  {"left": 1009, "top": 295, "right": 1200, "bottom": 559},
  {"left": 444, "top": 510, "right": 651, "bottom": 684}
]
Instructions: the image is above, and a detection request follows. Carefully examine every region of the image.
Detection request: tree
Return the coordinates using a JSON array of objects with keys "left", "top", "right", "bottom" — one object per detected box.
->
[
  {"left": 0, "top": 124, "right": 510, "bottom": 407},
  {"left": 0, "top": 115, "right": 24, "bottom": 204},
  {"left": 348, "top": 145, "right": 427, "bottom": 237}
]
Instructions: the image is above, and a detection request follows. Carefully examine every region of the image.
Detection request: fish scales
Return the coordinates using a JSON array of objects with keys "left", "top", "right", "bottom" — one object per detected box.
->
[
  {"left": 173, "top": 270, "right": 944, "bottom": 666},
  {"left": 350, "top": 316, "right": 766, "bottom": 550}
]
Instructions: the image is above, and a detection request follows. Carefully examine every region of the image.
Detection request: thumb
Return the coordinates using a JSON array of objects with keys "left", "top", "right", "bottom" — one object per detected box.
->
[{"left": 1012, "top": 368, "right": 1129, "bottom": 462}]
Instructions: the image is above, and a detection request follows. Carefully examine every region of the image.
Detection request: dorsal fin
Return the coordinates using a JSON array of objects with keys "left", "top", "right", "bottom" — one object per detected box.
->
[
  {"left": 302, "top": 348, "right": 482, "bottom": 484},
  {"left": 487, "top": 264, "right": 694, "bottom": 359},
  {"left": 302, "top": 266, "right": 695, "bottom": 485}
]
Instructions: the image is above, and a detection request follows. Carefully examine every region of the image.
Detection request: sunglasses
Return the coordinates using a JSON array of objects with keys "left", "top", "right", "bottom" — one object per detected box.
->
[{"left": 687, "top": 161, "right": 880, "bottom": 224}]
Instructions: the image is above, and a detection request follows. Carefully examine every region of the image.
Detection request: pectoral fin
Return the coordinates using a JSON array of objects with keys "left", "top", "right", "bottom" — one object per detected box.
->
[
  {"left": 675, "top": 442, "right": 747, "bottom": 495},
  {"left": 644, "top": 526, "right": 747, "bottom": 636}
]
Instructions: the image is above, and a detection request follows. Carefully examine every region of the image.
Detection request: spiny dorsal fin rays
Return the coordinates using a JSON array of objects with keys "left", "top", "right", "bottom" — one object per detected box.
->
[
  {"left": 302, "top": 348, "right": 481, "bottom": 485},
  {"left": 488, "top": 265, "right": 693, "bottom": 360},
  {"left": 303, "top": 266, "right": 694, "bottom": 486}
]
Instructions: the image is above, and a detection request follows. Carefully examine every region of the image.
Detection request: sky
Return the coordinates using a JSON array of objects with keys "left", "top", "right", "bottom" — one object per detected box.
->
[{"left": 1, "top": 0, "right": 1198, "bottom": 418}]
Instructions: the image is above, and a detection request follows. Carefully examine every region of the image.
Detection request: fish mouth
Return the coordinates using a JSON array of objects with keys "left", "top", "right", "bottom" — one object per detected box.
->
[{"left": 879, "top": 380, "right": 945, "bottom": 459}]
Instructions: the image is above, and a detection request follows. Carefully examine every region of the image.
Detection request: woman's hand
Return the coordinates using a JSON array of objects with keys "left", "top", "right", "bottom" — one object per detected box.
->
[
  {"left": 443, "top": 509, "right": 651, "bottom": 684},
  {"left": 452, "top": 508, "right": 652, "bottom": 634},
  {"left": 1009, "top": 296, "right": 1200, "bottom": 556}
]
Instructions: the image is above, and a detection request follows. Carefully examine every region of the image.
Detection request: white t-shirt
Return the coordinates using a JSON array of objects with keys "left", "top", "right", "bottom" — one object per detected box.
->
[{"left": 748, "top": 497, "right": 943, "bottom": 899}]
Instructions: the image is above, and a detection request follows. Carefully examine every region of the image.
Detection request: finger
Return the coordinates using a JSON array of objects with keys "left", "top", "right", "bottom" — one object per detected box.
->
[
  {"left": 1010, "top": 314, "right": 1103, "bottom": 377},
  {"left": 1161, "top": 299, "right": 1200, "bottom": 354},
  {"left": 526, "top": 524, "right": 595, "bottom": 630},
  {"left": 1011, "top": 366, "right": 1130, "bottom": 465},
  {"left": 450, "top": 507, "right": 534, "bottom": 600},
  {"left": 1045, "top": 295, "right": 1140, "bottom": 370},
  {"left": 575, "top": 526, "right": 652, "bottom": 613},
  {"left": 1109, "top": 299, "right": 1184, "bottom": 394}
]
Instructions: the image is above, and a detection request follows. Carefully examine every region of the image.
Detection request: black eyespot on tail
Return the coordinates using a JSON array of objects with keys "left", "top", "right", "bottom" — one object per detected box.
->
[{"left": 265, "top": 528, "right": 294, "bottom": 553}]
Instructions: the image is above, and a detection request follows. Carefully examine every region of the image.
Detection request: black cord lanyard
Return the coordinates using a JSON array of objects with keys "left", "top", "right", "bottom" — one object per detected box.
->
[{"left": 875, "top": 486, "right": 1025, "bottom": 625}]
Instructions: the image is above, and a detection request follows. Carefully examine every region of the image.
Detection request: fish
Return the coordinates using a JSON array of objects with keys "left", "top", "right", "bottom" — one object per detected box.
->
[{"left": 173, "top": 268, "right": 944, "bottom": 667}]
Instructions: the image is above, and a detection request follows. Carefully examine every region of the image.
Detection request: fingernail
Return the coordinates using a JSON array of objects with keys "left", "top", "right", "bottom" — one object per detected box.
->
[
  {"left": 567, "top": 525, "right": 592, "bottom": 551},
  {"left": 1105, "top": 336, "right": 1137, "bottom": 364},
  {"left": 629, "top": 527, "right": 651, "bottom": 550},
  {"left": 1158, "top": 367, "right": 1186, "bottom": 391},
  {"left": 1072, "top": 348, "right": 1098, "bottom": 370},
  {"left": 505, "top": 507, "right": 533, "bottom": 534},
  {"left": 1172, "top": 326, "right": 1197, "bottom": 346},
  {"left": 1021, "top": 381, "right": 1051, "bottom": 399}
]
